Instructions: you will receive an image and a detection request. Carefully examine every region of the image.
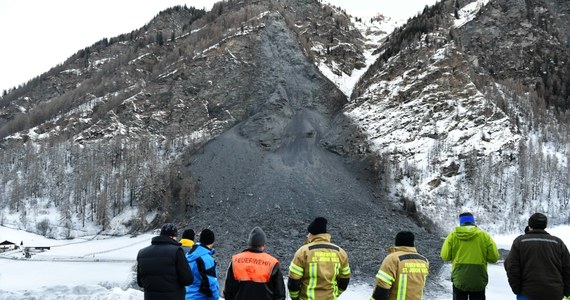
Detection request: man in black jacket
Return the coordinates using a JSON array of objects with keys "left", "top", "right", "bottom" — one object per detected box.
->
[
  {"left": 505, "top": 213, "right": 570, "bottom": 300},
  {"left": 223, "top": 226, "right": 286, "bottom": 300},
  {"left": 137, "top": 223, "right": 194, "bottom": 300}
]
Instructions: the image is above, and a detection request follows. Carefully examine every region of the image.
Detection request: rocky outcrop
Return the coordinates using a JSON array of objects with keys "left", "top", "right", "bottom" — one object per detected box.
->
[{"left": 460, "top": 0, "right": 570, "bottom": 109}]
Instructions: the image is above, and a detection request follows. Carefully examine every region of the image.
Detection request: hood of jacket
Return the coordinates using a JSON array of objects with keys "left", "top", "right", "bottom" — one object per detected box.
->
[
  {"left": 454, "top": 225, "right": 480, "bottom": 241},
  {"left": 180, "top": 238, "right": 194, "bottom": 248},
  {"left": 186, "top": 244, "right": 215, "bottom": 262}
]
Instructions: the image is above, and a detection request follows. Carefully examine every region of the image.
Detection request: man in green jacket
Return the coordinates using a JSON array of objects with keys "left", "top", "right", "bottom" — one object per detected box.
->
[{"left": 440, "top": 212, "right": 499, "bottom": 300}]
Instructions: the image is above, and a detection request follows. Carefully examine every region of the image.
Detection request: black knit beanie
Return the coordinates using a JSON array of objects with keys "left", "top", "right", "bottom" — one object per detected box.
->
[
  {"left": 307, "top": 217, "right": 327, "bottom": 235},
  {"left": 199, "top": 229, "right": 215, "bottom": 245},
  {"left": 395, "top": 231, "right": 415, "bottom": 247},
  {"left": 528, "top": 213, "right": 547, "bottom": 230},
  {"left": 182, "top": 229, "right": 195, "bottom": 240}
]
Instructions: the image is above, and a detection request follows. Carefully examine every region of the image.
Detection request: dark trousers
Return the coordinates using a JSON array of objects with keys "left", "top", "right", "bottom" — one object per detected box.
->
[{"left": 453, "top": 285, "right": 486, "bottom": 300}]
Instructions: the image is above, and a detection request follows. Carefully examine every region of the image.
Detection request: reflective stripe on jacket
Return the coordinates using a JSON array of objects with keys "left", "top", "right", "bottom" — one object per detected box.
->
[
  {"left": 232, "top": 251, "right": 278, "bottom": 282},
  {"left": 440, "top": 225, "right": 499, "bottom": 292},
  {"left": 373, "top": 246, "right": 429, "bottom": 300},
  {"left": 288, "top": 233, "right": 350, "bottom": 300}
]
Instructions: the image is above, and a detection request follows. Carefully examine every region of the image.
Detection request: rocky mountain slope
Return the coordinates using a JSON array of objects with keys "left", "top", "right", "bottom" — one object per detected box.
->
[{"left": 183, "top": 10, "right": 442, "bottom": 281}]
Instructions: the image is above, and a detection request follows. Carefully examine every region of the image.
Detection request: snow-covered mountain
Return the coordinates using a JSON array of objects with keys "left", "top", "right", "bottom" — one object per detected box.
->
[
  {"left": 0, "top": 0, "right": 568, "bottom": 268},
  {"left": 345, "top": 0, "right": 569, "bottom": 233}
]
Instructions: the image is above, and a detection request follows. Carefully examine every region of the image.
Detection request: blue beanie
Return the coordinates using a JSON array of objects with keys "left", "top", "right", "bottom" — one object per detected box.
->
[{"left": 459, "top": 212, "right": 475, "bottom": 225}]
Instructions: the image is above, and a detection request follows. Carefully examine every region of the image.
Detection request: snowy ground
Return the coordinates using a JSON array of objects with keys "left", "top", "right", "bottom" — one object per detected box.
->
[{"left": 0, "top": 225, "right": 569, "bottom": 299}]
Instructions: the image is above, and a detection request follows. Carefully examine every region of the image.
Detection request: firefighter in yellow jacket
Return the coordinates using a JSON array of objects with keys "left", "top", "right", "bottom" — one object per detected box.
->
[
  {"left": 288, "top": 217, "right": 351, "bottom": 300},
  {"left": 371, "top": 231, "right": 429, "bottom": 300}
]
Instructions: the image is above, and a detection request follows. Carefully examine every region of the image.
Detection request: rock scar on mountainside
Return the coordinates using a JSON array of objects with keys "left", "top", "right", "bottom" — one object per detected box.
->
[{"left": 184, "top": 12, "right": 443, "bottom": 284}]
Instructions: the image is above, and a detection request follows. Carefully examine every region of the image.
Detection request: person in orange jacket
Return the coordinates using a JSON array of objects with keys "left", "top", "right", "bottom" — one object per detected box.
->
[{"left": 223, "top": 226, "right": 285, "bottom": 300}]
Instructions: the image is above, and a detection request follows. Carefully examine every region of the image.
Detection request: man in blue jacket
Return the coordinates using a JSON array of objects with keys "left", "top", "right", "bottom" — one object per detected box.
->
[
  {"left": 185, "top": 228, "right": 219, "bottom": 300},
  {"left": 137, "top": 223, "right": 194, "bottom": 300}
]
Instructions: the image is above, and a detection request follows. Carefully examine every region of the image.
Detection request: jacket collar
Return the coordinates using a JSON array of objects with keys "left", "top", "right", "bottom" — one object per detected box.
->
[
  {"left": 243, "top": 247, "right": 264, "bottom": 253},
  {"left": 527, "top": 229, "right": 549, "bottom": 235},
  {"left": 388, "top": 246, "right": 418, "bottom": 253},
  {"left": 151, "top": 235, "right": 181, "bottom": 246},
  {"left": 307, "top": 233, "right": 332, "bottom": 244},
  {"left": 187, "top": 244, "right": 216, "bottom": 261},
  {"left": 180, "top": 238, "right": 194, "bottom": 247}
]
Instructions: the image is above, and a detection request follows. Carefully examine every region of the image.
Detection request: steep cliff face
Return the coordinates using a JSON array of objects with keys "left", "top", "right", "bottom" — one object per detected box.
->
[
  {"left": 459, "top": 0, "right": 570, "bottom": 109},
  {"left": 347, "top": 0, "right": 569, "bottom": 233}
]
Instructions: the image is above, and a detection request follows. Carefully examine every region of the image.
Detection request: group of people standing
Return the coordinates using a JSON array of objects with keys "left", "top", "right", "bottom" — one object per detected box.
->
[
  {"left": 441, "top": 212, "right": 570, "bottom": 300},
  {"left": 136, "top": 213, "right": 570, "bottom": 300}
]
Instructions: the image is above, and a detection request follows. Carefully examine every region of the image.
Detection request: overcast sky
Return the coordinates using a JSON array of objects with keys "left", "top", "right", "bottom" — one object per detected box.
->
[{"left": 0, "top": 0, "right": 438, "bottom": 93}]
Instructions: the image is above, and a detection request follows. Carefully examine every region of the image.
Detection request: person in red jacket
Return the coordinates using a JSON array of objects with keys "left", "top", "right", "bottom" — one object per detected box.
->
[
  {"left": 223, "top": 226, "right": 285, "bottom": 300},
  {"left": 505, "top": 213, "right": 570, "bottom": 300}
]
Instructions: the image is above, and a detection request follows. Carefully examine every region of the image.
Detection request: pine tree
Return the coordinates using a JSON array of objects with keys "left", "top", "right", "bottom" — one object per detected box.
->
[{"left": 156, "top": 31, "right": 164, "bottom": 46}]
